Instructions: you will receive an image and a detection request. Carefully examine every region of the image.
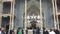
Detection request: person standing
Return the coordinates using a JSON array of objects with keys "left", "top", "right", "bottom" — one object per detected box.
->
[
  {"left": 36, "top": 27, "right": 40, "bottom": 34},
  {"left": 10, "top": 30, "right": 14, "bottom": 34},
  {"left": 49, "top": 29, "right": 56, "bottom": 34},
  {"left": 58, "top": 29, "right": 60, "bottom": 34},
  {"left": 1, "top": 27, "right": 6, "bottom": 34},
  {"left": 54, "top": 29, "right": 59, "bottom": 34},
  {"left": 43, "top": 28, "right": 49, "bottom": 34},
  {"left": 17, "top": 28, "right": 22, "bottom": 34},
  {"left": 0, "top": 28, "right": 1, "bottom": 34}
]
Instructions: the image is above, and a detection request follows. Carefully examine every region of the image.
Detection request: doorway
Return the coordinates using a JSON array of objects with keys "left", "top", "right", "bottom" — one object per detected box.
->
[
  {"left": 58, "top": 15, "right": 60, "bottom": 29},
  {"left": 1, "top": 16, "right": 10, "bottom": 30}
]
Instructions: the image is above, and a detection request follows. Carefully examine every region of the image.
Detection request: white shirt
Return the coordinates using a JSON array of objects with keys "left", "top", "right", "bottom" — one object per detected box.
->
[
  {"left": 49, "top": 31, "right": 56, "bottom": 34},
  {"left": 0, "top": 31, "right": 1, "bottom": 34}
]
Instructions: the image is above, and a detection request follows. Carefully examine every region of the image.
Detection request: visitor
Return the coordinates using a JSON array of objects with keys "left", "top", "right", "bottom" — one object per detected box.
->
[
  {"left": 54, "top": 29, "right": 59, "bottom": 34},
  {"left": 17, "top": 27, "right": 22, "bottom": 34},
  {"left": 0, "top": 28, "right": 1, "bottom": 34},
  {"left": 49, "top": 29, "right": 56, "bottom": 34},
  {"left": 58, "top": 29, "right": 60, "bottom": 34},
  {"left": 43, "top": 27, "right": 49, "bottom": 34},
  {"left": 36, "top": 27, "right": 40, "bottom": 34},
  {"left": 14, "top": 29, "right": 17, "bottom": 34},
  {"left": 1, "top": 27, "right": 6, "bottom": 34},
  {"left": 6, "top": 30, "right": 8, "bottom": 34},
  {"left": 10, "top": 30, "right": 15, "bottom": 34}
]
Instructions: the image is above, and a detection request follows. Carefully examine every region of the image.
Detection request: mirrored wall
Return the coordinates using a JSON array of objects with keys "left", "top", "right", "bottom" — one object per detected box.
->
[
  {"left": 3, "top": 2, "right": 11, "bottom": 14},
  {"left": 14, "top": 0, "right": 56, "bottom": 29},
  {"left": 42, "top": 0, "right": 54, "bottom": 29},
  {"left": 14, "top": 0, "right": 25, "bottom": 28}
]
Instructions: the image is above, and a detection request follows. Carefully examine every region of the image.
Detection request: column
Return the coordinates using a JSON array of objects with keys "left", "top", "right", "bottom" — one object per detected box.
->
[
  {"left": 0, "top": 2, "right": 2, "bottom": 28},
  {"left": 24, "top": 0, "right": 27, "bottom": 34},
  {"left": 52, "top": 0, "right": 57, "bottom": 29},
  {"left": 25, "top": 0, "right": 27, "bottom": 29},
  {"left": 55, "top": 0, "right": 59, "bottom": 29},
  {"left": 56, "top": 15, "right": 59, "bottom": 29},
  {"left": 0, "top": 15, "right": 2, "bottom": 28},
  {"left": 9, "top": 16, "right": 11, "bottom": 30},
  {"left": 11, "top": 2, "right": 14, "bottom": 29},
  {"left": 9, "top": 2, "right": 13, "bottom": 30},
  {"left": 40, "top": 0, "right": 43, "bottom": 34}
]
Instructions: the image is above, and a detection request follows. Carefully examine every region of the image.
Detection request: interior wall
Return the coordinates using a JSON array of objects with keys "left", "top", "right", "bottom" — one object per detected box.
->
[
  {"left": 57, "top": 0, "right": 60, "bottom": 9},
  {"left": 42, "top": 0, "right": 54, "bottom": 29},
  {"left": 14, "top": 0, "right": 25, "bottom": 28},
  {"left": 14, "top": 0, "right": 54, "bottom": 29},
  {"left": 3, "top": 2, "right": 11, "bottom": 14},
  {"left": 0, "top": 2, "right": 3, "bottom": 14}
]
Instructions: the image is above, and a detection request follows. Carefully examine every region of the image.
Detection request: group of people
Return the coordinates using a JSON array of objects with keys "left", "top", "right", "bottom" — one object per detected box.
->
[
  {"left": 1, "top": 27, "right": 60, "bottom": 34},
  {"left": 0, "top": 27, "right": 22, "bottom": 34},
  {"left": 43, "top": 28, "right": 60, "bottom": 34},
  {"left": 0, "top": 27, "right": 6, "bottom": 34},
  {"left": 0, "top": 27, "right": 15, "bottom": 34}
]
